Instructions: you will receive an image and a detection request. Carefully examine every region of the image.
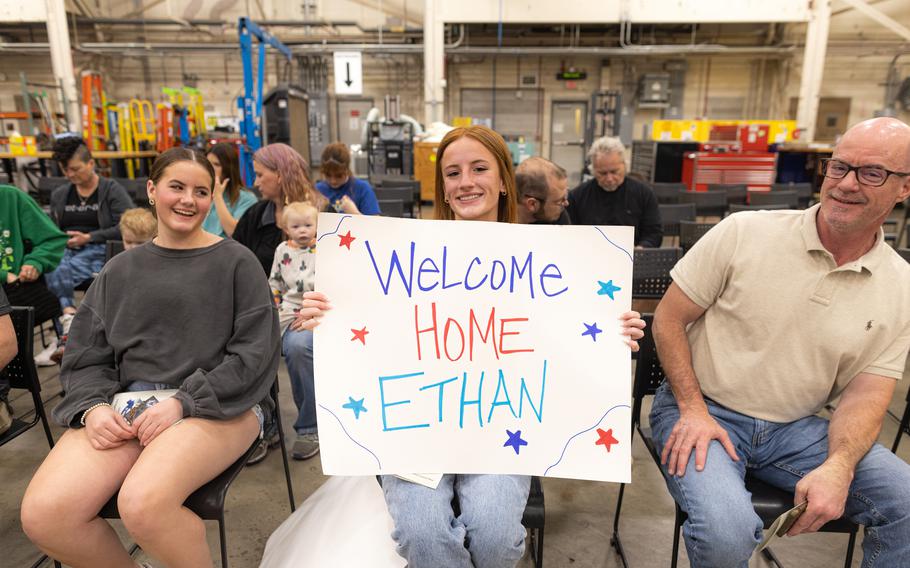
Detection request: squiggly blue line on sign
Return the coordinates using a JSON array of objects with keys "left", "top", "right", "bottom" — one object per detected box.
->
[
  {"left": 543, "top": 404, "right": 630, "bottom": 476},
  {"left": 319, "top": 403, "right": 382, "bottom": 469},
  {"left": 594, "top": 227, "right": 633, "bottom": 263},
  {"left": 317, "top": 214, "right": 353, "bottom": 242}
]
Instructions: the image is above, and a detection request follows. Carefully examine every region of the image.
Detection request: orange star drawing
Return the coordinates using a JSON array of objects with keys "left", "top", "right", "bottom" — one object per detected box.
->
[
  {"left": 595, "top": 427, "right": 619, "bottom": 452},
  {"left": 338, "top": 230, "right": 356, "bottom": 249},
  {"left": 351, "top": 326, "right": 369, "bottom": 345}
]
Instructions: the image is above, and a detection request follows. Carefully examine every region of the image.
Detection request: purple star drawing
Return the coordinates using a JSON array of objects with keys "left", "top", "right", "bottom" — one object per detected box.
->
[
  {"left": 582, "top": 322, "right": 603, "bottom": 342},
  {"left": 504, "top": 430, "right": 528, "bottom": 455}
]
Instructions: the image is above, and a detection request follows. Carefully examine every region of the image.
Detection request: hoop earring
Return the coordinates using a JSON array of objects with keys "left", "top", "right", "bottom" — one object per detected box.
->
[
  {"left": 500, "top": 190, "right": 507, "bottom": 196},
  {"left": 148, "top": 198, "right": 155, "bottom": 206},
  {"left": 444, "top": 196, "right": 449, "bottom": 204}
]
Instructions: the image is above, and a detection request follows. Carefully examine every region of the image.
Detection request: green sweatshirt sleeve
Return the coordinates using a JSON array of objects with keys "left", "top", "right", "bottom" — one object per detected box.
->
[{"left": 18, "top": 192, "right": 67, "bottom": 275}]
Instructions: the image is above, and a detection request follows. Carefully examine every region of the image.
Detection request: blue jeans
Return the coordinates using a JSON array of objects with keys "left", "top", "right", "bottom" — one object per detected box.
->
[
  {"left": 650, "top": 382, "right": 910, "bottom": 568},
  {"left": 44, "top": 243, "right": 106, "bottom": 309},
  {"left": 282, "top": 328, "right": 316, "bottom": 435},
  {"left": 381, "top": 474, "right": 531, "bottom": 568}
]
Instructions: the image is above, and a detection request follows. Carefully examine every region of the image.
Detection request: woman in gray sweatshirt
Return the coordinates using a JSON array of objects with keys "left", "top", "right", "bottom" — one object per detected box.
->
[{"left": 21, "top": 147, "right": 281, "bottom": 568}]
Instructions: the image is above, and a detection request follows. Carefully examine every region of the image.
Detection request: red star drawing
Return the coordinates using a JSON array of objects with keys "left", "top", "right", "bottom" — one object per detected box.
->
[
  {"left": 351, "top": 326, "right": 369, "bottom": 345},
  {"left": 338, "top": 230, "right": 356, "bottom": 250},
  {"left": 595, "top": 428, "right": 619, "bottom": 452}
]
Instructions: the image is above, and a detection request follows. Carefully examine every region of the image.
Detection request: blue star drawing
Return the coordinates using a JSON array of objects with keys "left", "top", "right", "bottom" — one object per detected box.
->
[
  {"left": 342, "top": 396, "right": 367, "bottom": 419},
  {"left": 504, "top": 430, "right": 528, "bottom": 455},
  {"left": 582, "top": 322, "right": 603, "bottom": 342},
  {"left": 597, "top": 279, "right": 622, "bottom": 300}
]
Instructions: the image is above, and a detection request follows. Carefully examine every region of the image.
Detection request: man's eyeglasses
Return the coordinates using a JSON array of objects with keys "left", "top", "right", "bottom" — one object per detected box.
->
[{"left": 821, "top": 158, "right": 910, "bottom": 188}]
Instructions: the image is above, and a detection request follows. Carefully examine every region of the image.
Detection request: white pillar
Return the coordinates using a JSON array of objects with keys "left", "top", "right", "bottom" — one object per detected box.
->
[
  {"left": 423, "top": 0, "right": 444, "bottom": 125},
  {"left": 795, "top": 0, "right": 830, "bottom": 144},
  {"left": 45, "top": 0, "right": 80, "bottom": 132}
]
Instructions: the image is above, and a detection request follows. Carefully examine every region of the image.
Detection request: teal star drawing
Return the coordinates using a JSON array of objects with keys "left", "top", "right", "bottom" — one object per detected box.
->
[
  {"left": 342, "top": 397, "right": 367, "bottom": 419},
  {"left": 597, "top": 279, "right": 621, "bottom": 300}
]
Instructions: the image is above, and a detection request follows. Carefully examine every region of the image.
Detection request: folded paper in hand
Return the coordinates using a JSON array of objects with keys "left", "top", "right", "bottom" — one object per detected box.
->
[
  {"left": 111, "top": 389, "right": 178, "bottom": 425},
  {"left": 755, "top": 501, "right": 808, "bottom": 554}
]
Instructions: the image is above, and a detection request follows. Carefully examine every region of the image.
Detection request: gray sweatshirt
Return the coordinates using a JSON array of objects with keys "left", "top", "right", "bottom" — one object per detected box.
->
[{"left": 53, "top": 238, "right": 280, "bottom": 427}]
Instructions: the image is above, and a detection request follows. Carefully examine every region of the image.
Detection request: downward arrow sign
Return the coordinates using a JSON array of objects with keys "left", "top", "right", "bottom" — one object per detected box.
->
[{"left": 344, "top": 62, "right": 353, "bottom": 87}]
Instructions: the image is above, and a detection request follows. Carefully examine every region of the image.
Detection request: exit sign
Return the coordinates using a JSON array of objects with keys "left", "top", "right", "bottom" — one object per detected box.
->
[{"left": 556, "top": 70, "right": 587, "bottom": 81}]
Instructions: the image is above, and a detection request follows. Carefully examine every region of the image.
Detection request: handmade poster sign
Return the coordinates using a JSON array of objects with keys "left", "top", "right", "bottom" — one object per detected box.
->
[{"left": 314, "top": 213, "right": 633, "bottom": 482}]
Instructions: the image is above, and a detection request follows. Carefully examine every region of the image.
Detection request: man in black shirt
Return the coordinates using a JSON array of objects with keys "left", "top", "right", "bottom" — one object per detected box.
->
[
  {"left": 567, "top": 136, "right": 662, "bottom": 247},
  {"left": 515, "top": 157, "right": 571, "bottom": 225}
]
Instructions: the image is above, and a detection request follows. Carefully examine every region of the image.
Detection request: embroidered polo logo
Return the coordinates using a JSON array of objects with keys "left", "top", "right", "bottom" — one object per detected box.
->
[{"left": 866, "top": 320, "right": 873, "bottom": 331}]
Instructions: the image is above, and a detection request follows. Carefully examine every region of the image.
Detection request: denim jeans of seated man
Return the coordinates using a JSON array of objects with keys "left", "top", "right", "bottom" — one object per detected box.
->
[
  {"left": 381, "top": 474, "right": 531, "bottom": 568},
  {"left": 281, "top": 328, "right": 316, "bottom": 435},
  {"left": 649, "top": 381, "right": 910, "bottom": 568}
]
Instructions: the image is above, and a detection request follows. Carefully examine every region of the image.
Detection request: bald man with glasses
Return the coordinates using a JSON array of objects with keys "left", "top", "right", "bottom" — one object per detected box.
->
[{"left": 649, "top": 117, "right": 910, "bottom": 567}]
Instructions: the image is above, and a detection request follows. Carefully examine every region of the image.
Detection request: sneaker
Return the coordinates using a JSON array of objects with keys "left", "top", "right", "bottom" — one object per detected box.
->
[
  {"left": 50, "top": 313, "right": 75, "bottom": 365},
  {"left": 34, "top": 339, "right": 58, "bottom": 367},
  {"left": 0, "top": 401, "right": 12, "bottom": 435},
  {"left": 246, "top": 439, "right": 270, "bottom": 466},
  {"left": 292, "top": 433, "right": 319, "bottom": 460}
]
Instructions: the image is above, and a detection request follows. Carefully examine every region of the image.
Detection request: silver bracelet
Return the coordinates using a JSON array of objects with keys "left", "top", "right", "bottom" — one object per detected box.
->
[{"left": 79, "top": 402, "right": 112, "bottom": 427}]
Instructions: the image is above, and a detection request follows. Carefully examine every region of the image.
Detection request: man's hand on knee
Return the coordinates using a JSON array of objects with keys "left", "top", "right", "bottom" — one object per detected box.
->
[
  {"left": 788, "top": 461, "right": 853, "bottom": 536},
  {"left": 660, "top": 409, "right": 739, "bottom": 477}
]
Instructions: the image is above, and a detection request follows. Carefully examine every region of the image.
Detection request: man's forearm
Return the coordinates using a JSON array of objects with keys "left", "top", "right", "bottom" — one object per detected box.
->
[
  {"left": 826, "top": 389, "right": 889, "bottom": 474},
  {"left": 653, "top": 315, "right": 708, "bottom": 414}
]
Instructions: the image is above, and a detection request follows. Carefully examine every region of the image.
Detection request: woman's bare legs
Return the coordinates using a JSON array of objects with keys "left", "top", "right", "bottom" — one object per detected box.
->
[
  {"left": 21, "top": 429, "right": 142, "bottom": 568},
  {"left": 117, "top": 410, "right": 260, "bottom": 568}
]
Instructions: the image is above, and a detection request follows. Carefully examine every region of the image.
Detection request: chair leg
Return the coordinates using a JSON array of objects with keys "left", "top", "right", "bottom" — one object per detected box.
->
[
  {"left": 535, "top": 526, "right": 544, "bottom": 568},
  {"left": 844, "top": 528, "right": 858, "bottom": 568},
  {"left": 762, "top": 546, "right": 785, "bottom": 568},
  {"left": 272, "top": 392, "right": 296, "bottom": 512},
  {"left": 219, "top": 516, "right": 229, "bottom": 568},
  {"left": 891, "top": 406, "right": 909, "bottom": 453},
  {"left": 610, "top": 482, "right": 630, "bottom": 568},
  {"left": 32, "top": 390, "right": 55, "bottom": 449},
  {"left": 671, "top": 505, "right": 684, "bottom": 568}
]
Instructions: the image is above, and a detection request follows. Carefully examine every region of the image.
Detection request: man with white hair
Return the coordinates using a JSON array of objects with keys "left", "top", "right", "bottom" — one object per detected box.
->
[
  {"left": 567, "top": 136, "right": 662, "bottom": 247},
  {"left": 651, "top": 116, "right": 910, "bottom": 567}
]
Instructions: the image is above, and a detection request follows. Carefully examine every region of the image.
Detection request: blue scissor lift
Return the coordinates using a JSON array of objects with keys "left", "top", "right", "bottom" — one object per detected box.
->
[{"left": 237, "top": 17, "right": 292, "bottom": 186}]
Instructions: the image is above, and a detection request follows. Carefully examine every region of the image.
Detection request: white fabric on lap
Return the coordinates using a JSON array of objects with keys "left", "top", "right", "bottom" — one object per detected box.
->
[{"left": 260, "top": 476, "right": 406, "bottom": 568}]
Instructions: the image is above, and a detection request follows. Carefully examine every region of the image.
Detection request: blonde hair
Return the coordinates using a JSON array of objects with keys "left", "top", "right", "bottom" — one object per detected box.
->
[
  {"left": 433, "top": 125, "right": 517, "bottom": 223},
  {"left": 119, "top": 208, "right": 157, "bottom": 240},
  {"left": 282, "top": 201, "right": 319, "bottom": 226}
]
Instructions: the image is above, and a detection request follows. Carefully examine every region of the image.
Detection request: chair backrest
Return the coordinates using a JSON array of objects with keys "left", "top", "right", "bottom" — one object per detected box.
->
[
  {"left": 708, "top": 184, "right": 748, "bottom": 206},
  {"left": 632, "top": 248, "right": 682, "bottom": 299},
  {"left": 679, "top": 220, "right": 717, "bottom": 253},
  {"left": 750, "top": 190, "right": 798, "bottom": 208},
  {"left": 37, "top": 176, "right": 67, "bottom": 205},
  {"left": 375, "top": 186, "right": 413, "bottom": 204},
  {"left": 652, "top": 183, "right": 687, "bottom": 204},
  {"left": 631, "top": 314, "right": 666, "bottom": 428},
  {"left": 658, "top": 203, "right": 696, "bottom": 237},
  {"left": 728, "top": 203, "right": 789, "bottom": 214},
  {"left": 105, "top": 240, "right": 125, "bottom": 262},
  {"left": 0, "top": 307, "right": 38, "bottom": 392},
  {"left": 378, "top": 199, "right": 405, "bottom": 218},
  {"left": 897, "top": 248, "right": 910, "bottom": 263},
  {"left": 677, "top": 190, "right": 728, "bottom": 217}
]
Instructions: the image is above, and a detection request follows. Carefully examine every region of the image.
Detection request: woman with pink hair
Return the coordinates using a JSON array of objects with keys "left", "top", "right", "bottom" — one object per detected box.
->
[{"left": 233, "top": 143, "right": 328, "bottom": 464}]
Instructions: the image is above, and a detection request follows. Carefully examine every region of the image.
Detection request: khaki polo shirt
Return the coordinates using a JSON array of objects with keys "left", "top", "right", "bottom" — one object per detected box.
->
[{"left": 671, "top": 205, "right": 910, "bottom": 423}]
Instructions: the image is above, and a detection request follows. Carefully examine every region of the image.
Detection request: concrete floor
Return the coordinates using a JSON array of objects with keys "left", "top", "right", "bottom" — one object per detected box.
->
[{"left": 2, "top": 350, "right": 908, "bottom": 568}]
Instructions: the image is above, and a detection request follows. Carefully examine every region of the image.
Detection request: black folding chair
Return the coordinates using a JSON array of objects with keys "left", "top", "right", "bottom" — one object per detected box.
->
[
  {"left": 97, "top": 381, "right": 295, "bottom": 568},
  {"left": 728, "top": 203, "right": 790, "bottom": 214},
  {"left": 36, "top": 177, "right": 67, "bottom": 206},
  {"left": 750, "top": 190, "right": 799, "bottom": 208},
  {"left": 105, "top": 240, "right": 125, "bottom": 263},
  {"left": 678, "top": 220, "right": 717, "bottom": 254},
  {"left": 892, "top": 386, "right": 910, "bottom": 453},
  {"left": 658, "top": 204, "right": 696, "bottom": 246},
  {"left": 0, "top": 307, "right": 55, "bottom": 449},
  {"left": 632, "top": 248, "right": 682, "bottom": 299},
  {"left": 651, "top": 183, "right": 687, "bottom": 205},
  {"left": 378, "top": 179, "right": 421, "bottom": 217},
  {"left": 897, "top": 248, "right": 910, "bottom": 263},
  {"left": 610, "top": 315, "right": 859, "bottom": 568},
  {"left": 378, "top": 199, "right": 406, "bottom": 218},
  {"left": 708, "top": 184, "right": 748, "bottom": 207},
  {"left": 771, "top": 182, "right": 814, "bottom": 208},
  {"left": 375, "top": 187, "right": 415, "bottom": 218},
  {"left": 677, "top": 190, "right": 728, "bottom": 219}
]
